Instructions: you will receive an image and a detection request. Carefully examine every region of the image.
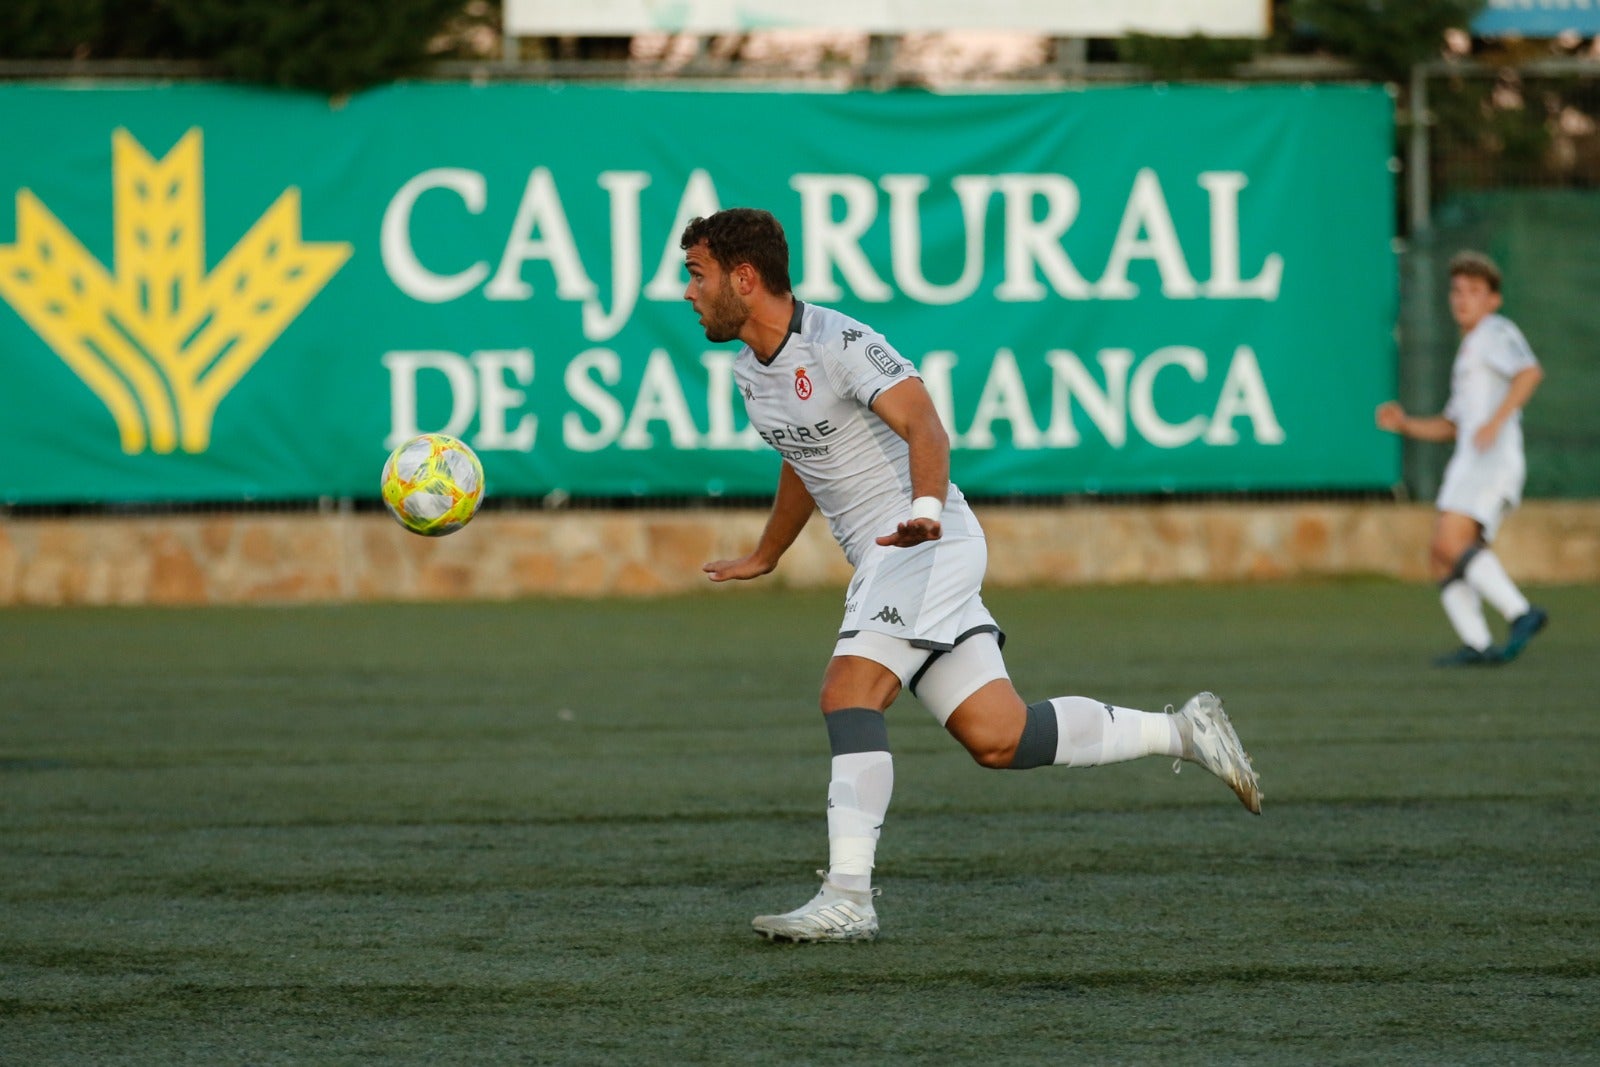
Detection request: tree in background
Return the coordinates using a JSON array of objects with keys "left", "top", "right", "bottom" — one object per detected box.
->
[
  {"left": 1282, "top": 0, "right": 1488, "bottom": 80},
  {"left": 0, "top": 0, "right": 188, "bottom": 60},
  {"left": 0, "top": 0, "right": 497, "bottom": 95},
  {"left": 1092, "top": 1, "right": 1487, "bottom": 83}
]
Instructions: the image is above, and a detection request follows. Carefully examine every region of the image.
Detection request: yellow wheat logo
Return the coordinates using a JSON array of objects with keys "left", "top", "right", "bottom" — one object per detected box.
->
[{"left": 0, "top": 128, "right": 351, "bottom": 453}]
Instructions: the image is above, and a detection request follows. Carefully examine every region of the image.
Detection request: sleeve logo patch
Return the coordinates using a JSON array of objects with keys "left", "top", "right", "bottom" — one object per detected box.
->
[{"left": 866, "top": 342, "right": 903, "bottom": 378}]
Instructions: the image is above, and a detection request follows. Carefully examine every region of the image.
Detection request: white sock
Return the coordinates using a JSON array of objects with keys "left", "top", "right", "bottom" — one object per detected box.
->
[
  {"left": 826, "top": 751, "right": 893, "bottom": 893},
  {"left": 1050, "top": 696, "right": 1183, "bottom": 767},
  {"left": 1440, "top": 579, "right": 1492, "bottom": 651},
  {"left": 1463, "top": 550, "right": 1530, "bottom": 622}
]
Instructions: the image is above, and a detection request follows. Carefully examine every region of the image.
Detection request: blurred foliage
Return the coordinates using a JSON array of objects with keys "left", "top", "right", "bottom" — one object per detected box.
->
[
  {"left": 0, "top": 0, "right": 497, "bottom": 94},
  {"left": 1266, "top": 0, "right": 1600, "bottom": 215},
  {"left": 1432, "top": 72, "right": 1600, "bottom": 190},
  {"left": 1118, "top": 33, "right": 1260, "bottom": 80},
  {"left": 0, "top": 0, "right": 188, "bottom": 59},
  {"left": 1280, "top": 0, "right": 1487, "bottom": 80},
  {"left": 168, "top": 0, "right": 470, "bottom": 95},
  {"left": 1116, "top": 2, "right": 1485, "bottom": 83},
  {"left": 1434, "top": 76, "right": 1550, "bottom": 188}
]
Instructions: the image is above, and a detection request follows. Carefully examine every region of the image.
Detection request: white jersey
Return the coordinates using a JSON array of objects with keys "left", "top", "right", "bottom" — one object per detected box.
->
[
  {"left": 1443, "top": 312, "right": 1539, "bottom": 467},
  {"left": 733, "top": 301, "right": 978, "bottom": 567},
  {"left": 1435, "top": 312, "right": 1539, "bottom": 534}
]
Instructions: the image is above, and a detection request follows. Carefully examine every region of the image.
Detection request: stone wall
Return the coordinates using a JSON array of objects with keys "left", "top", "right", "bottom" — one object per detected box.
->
[{"left": 1, "top": 501, "right": 1596, "bottom": 606}]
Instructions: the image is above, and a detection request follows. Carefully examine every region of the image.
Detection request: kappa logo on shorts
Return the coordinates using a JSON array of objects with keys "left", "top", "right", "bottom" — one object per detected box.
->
[
  {"left": 865, "top": 343, "right": 904, "bottom": 378},
  {"left": 870, "top": 605, "right": 904, "bottom": 625}
]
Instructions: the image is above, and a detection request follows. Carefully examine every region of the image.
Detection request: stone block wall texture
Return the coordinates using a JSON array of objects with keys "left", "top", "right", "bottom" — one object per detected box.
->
[{"left": 1, "top": 502, "right": 1596, "bottom": 606}]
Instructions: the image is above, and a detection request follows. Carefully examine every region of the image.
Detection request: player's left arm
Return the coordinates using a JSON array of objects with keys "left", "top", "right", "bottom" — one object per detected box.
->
[
  {"left": 869, "top": 378, "right": 950, "bottom": 548},
  {"left": 1473, "top": 364, "right": 1545, "bottom": 451}
]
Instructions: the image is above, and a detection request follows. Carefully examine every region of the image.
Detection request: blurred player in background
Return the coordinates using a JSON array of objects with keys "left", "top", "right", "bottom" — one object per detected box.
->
[
  {"left": 1377, "top": 250, "right": 1547, "bottom": 666},
  {"left": 681, "top": 207, "right": 1261, "bottom": 944}
]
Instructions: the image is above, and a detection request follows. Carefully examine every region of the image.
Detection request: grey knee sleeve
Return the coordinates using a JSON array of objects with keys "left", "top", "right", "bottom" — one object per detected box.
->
[
  {"left": 1443, "top": 542, "right": 1484, "bottom": 587},
  {"left": 1009, "top": 700, "right": 1059, "bottom": 769},
  {"left": 825, "top": 707, "right": 890, "bottom": 755}
]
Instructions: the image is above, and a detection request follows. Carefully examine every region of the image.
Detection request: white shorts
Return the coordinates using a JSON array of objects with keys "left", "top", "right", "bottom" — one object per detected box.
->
[
  {"left": 837, "top": 534, "right": 991, "bottom": 651},
  {"left": 832, "top": 533, "right": 1008, "bottom": 723},
  {"left": 1437, "top": 450, "right": 1524, "bottom": 541}
]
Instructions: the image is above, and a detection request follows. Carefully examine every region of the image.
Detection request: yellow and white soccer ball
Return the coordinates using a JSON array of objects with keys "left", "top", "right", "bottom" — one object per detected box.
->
[{"left": 380, "top": 433, "right": 485, "bottom": 537}]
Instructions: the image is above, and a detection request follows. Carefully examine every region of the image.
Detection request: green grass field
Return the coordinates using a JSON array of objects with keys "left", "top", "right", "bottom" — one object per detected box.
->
[{"left": 3, "top": 581, "right": 1597, "bottom": 1065}]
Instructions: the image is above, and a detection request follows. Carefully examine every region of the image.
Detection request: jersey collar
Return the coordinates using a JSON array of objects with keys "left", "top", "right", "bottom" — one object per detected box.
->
[{"left": 757, "top": 299, "right": 806, "bottom": 365}]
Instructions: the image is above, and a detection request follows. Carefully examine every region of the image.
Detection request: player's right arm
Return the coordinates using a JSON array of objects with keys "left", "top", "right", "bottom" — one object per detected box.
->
[
  {"left": 1376, "top": 401, "right": 1457, "bottom": 442},
  {"left": 703, "top": 460, "right": 815, "bottom": 582}
]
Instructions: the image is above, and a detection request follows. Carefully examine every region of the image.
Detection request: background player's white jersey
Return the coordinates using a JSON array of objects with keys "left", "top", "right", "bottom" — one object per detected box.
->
[
  {"left": 1443, "top": 312, "right": 1539, "bottom": 466},
  {"left": 733, "top": 301, "right": 977, "bottom": 566}
]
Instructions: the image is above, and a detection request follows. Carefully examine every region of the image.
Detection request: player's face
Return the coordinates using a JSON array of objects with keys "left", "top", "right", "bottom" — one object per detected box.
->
[
  {"left": 684, "top": 243, "right": 749, "bottom": 343},
  {"left": 1448, "top": 274, "right": 1501, "bottom": 333}
]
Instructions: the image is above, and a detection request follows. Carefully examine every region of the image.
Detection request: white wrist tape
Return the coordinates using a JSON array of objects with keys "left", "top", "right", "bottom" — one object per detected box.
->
[{"left": 910, "top": 495, "right": 944, "bottom": 523}]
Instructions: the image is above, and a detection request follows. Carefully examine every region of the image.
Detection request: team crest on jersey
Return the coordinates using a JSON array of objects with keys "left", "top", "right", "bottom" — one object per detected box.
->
[
  {"left": 865, "top": 343, "right": 903, "bottom": 378},
  {"left": 794, "top": 366, "right": 813, "bottom": 399}
]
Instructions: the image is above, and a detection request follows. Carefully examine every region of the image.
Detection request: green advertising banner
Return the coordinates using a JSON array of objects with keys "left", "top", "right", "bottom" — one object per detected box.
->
[{"left": 0, "top": 82, "right": 1398, "bottom": 504}]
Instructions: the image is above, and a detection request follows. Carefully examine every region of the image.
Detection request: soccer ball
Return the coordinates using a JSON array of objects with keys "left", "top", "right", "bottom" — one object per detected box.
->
[{"left": 380, "top": 433, "right": 485, "bottom": 536}]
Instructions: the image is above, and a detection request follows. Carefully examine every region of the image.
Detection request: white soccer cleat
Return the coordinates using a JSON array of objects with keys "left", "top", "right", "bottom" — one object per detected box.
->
[
  {"left": 1173, "top": 691, "right": 1263, "bottom": 814},
  {"left": 752, "top": 873, "right": 880, "bottom": 943}
]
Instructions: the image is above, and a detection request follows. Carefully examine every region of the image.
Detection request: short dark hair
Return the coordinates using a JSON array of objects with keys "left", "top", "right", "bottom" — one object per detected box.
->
[
  {"left": 1449, "top": 250, "right": 1502, "bottom": 293},
  {"left": 680, "top": 208, "right": 793, "bottom": 294}
]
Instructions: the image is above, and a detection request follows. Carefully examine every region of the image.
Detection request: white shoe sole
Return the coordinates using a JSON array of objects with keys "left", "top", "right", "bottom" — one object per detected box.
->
[{"left": 752, "top": 921, "right": 878, "bottom": 943}]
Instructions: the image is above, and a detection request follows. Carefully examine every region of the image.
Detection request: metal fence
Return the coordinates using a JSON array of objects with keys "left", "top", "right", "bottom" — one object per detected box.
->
[{"left": 1401, "top": 58, "right": 1600, "bottom": 500}]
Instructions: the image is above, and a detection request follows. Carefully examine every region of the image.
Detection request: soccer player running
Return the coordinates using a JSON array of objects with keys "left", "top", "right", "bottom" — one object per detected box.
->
[
  {"left": 680, "top": 207, "right": 1261, "bottom": 944},
  {"left": 1376, "top": 251, "right": 1547, "bottom": 667}
]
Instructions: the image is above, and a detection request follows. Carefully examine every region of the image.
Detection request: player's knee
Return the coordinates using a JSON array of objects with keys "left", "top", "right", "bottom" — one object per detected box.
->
[
  {"left": 1434, "top": 540, "right": 1483, "bottom": 584},
  {"left": 818, "top": 679, "right": 881, "bottom": 714},
  {"left": 954, "top": 722, "right": 1019, "bottom": 768},
  {"left": 944, "top": 678, "right": 1031, "bottom": 769},
  {"left": 1428, "top": 541, "right": 1461, "bottom": 580},
  {"left": 818, "top": 658, "right": 900, "bottom": 714}
]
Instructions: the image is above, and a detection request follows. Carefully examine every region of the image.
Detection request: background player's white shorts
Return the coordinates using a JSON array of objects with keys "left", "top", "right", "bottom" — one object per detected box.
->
[{"left": 1436, "top": 450, "right": 1525, "bottom": 541}]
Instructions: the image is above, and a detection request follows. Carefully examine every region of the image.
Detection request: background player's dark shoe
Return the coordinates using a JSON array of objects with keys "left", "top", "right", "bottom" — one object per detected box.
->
[
  {"left": 1433, "top": 645, "right": 1497, "bottom": 667},
  {"left": 1499, "top": 606, "right": 1549, "bottom": 662}
]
